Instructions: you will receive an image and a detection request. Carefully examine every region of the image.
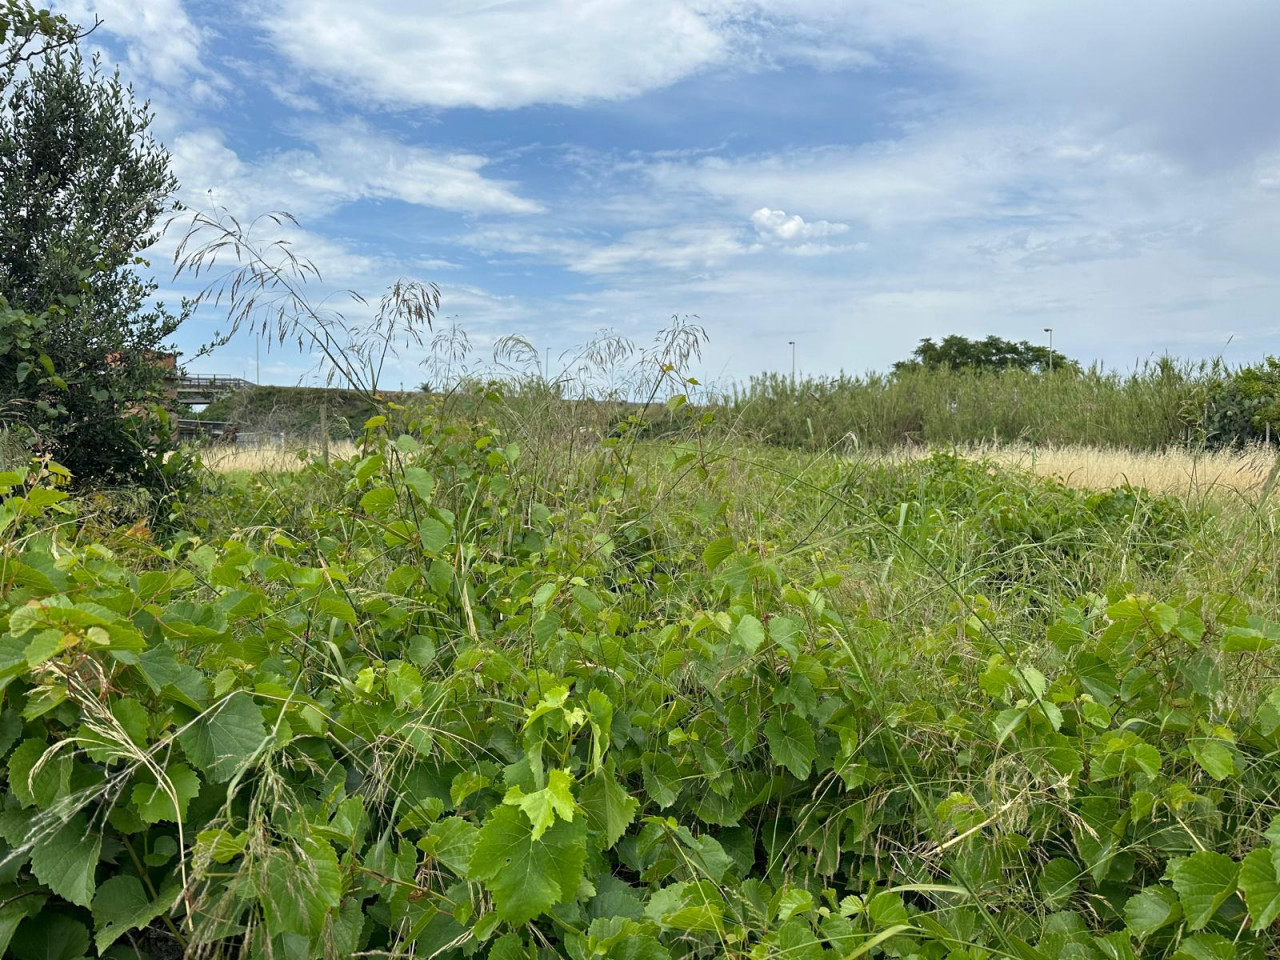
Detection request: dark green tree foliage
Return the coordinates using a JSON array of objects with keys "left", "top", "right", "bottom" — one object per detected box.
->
[
  {"left": 1202, "top": 357, "right": 1280, "bottom": 447},
  {"left": 0, "top": 44, "right": 188, "bottom": 489},
  {"left": 894, "top": 334, "right": 1076, "bottom": 374}
]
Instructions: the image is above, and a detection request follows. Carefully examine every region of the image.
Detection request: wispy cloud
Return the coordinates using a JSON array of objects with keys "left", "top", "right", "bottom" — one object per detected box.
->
[
  {"left": 170, "top": 121, "right": 542, "bottom": 219},
  {"left": 56, "top": 0, "right": 223, "bottom": 101}
]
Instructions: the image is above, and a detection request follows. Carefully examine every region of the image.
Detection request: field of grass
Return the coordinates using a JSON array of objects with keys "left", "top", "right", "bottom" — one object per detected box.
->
[
  {"left": 203, "top": 434, "right": 1280, "bottom": 499},
  {"left": 3, "top": 390, "right": 1280, "bottom": 959}
]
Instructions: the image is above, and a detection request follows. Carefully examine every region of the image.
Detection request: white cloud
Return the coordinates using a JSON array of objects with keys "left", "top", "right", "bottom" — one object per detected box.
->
[
  {"left": 249, "top": 0, "right": 1280, "bottom": 171},
  {"left": 170, "top": 122, "right": 542, "bottom": 219},
  {"left": 751, "top": 207, "right": 848, "bottom": 241},
  {"left": 54, "top": 0, "right": 220, "bottom": 98},
  {"left": 750, "top": 0, "right": 1280, "bottom": 170},
  {"left": 459, "top": 221, "right": 761, "bottom": 276},
  {"left": 257, "top": 0, "right": 739, "bottom": 110},
  {"left": 574, "top": 224, "right": 758, "bottom": 274},
  {"left": 648, "top": 122, "right": 1193, "bottom": 236},
  {"left": 457, "top": 226, "right": 591, "bottom": 263}
]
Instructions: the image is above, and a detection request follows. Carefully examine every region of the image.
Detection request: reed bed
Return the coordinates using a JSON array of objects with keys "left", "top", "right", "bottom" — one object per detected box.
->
[{"left": 726, "top": 362, "right": 1227, "bottom": 450}]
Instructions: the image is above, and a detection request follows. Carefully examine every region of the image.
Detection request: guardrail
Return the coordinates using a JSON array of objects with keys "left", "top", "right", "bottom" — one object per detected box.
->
[
  {"left": 176, "top": 419, "right": 237, "bottom": 442},
  {"left": 169, "top": 375, "right": 255, "bottom": 391},
  {"left": 168, "top": 374, "right": 255, "bottom": 405}
]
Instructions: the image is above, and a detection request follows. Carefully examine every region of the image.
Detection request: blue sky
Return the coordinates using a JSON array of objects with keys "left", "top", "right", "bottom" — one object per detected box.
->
[{"left": 53, "top": 0, "right": 1280, "bottom": 389}]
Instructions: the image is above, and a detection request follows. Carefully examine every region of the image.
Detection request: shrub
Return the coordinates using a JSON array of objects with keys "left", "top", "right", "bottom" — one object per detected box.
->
[{"left": 0, "top": 43, "right": 188, "bottom": 493}]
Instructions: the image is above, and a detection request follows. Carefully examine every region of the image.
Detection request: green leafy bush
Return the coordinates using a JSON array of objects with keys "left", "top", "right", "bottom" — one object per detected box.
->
[
  {"left": 1202, "top": 357, "right": 1280, "bottom": 448},
  {"left": 0, "top": 41, "right": 188, "bottom": 494}
]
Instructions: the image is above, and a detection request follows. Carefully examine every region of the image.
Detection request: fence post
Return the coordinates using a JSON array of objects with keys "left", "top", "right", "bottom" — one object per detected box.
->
[{"left": 320, "top": 402, "right": 330, "bottom": 467}]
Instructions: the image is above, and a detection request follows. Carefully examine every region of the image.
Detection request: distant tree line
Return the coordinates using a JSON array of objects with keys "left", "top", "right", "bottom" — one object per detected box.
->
[{"left": 893, "top": 335, "right": 1077, "bottom": 374}]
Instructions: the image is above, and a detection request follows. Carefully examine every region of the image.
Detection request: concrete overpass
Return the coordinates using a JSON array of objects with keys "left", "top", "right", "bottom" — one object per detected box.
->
[{"left": 168, "top": 374, "right": 255, "bottom": 407}]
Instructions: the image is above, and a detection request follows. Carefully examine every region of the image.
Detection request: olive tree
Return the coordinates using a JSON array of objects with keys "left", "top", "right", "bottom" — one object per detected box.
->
[{"left": 0, "top": 33, "right": 189, "bottom": 490}]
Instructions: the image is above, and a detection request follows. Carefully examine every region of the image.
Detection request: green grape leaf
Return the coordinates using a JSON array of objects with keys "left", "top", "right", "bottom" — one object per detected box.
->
[
  {"left": 30, "top": 813, "right": 101, "bottom": 907},
  {"left": 1040, "top": 858, "right": 1081, "bottom": 909},
  {"left": 178, "top": 692, "right": 267, "bottom": 782},
  {"left": 9, "top": 913, "right": 89, "bottom": 960},
  {"left": 130, "top": 762, "right": 201, "bottom": 823},
  {"left": 0, "top": 892, "right": 46, "bottom": 958},
  {"left": 402, "top": 467, "right": 435, "bottom": 501},
  {"left": 92, "top": 875, "right": 179, "bottom": 953},
  {"left": 733, "top": 614, "right": 765, "bottom": 654},
  {"left": 702, "top": 536, "right": 734, "bottom": 572},
  {"left": 1124, "top": 885, "right": 1181, "bottom": 938},
  {"left": 1170, "top": 852, "right": 1239, "bottom": 930},
  {"left": 422, "top": 817, "right": 479, "bottom": 878},
  {"left": 260, "top": 838, "right": 342, "bottom": 939},
  {"left": 1239, "top": 847, "right": 1280, "bottom": 929},
  {"left": 1188, "top": 739, "right": 1237, "bottom": 781},
  {"left": 764, "top": 711, "right": 816, "bottom": 779},
  {"left": 1170, "top": 932, "right": 1237, "bottom": 960},
  {"left": 8, "top": 738, "right": 68, "bottom": 808},
  {"left": 469, "top": 805, "right": 588, "bottom": 924},
  {"left": 359, "top": 486, "right": 396, "bottom": 516},
  {"left": 675, "top": 827, "right": 731, "bottom": 883},
  {"left": 418, "top": 517, "right": 450, "bottom": 554},
  {"left": 578, "top": 773, "right": 638, "bottom": 849},
  {"left": 502, "top": 768, "right": 575, "bottom": 841},
  {"left": 775, "top": 888, "right": 814, "bottom": 921},
  {"left": 641, "top": 753, "right": 681, "bottom": 808}
]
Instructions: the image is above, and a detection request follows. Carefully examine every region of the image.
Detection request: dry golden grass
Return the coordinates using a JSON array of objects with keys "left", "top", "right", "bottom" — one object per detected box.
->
[
  {"left": 964, "top": 443, "right": 1279, "bottom": 498},
  {"left": 203, "top": 434, "right": 1279, "bottom": 502},
  {"left": 200, "top": 441, "right": 358, "bottom": 473}
]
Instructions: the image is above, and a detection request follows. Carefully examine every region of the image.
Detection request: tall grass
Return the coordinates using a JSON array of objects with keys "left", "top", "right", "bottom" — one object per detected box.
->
[{"left": 725, "top": 360, "right": 1225, "bottom": 450}]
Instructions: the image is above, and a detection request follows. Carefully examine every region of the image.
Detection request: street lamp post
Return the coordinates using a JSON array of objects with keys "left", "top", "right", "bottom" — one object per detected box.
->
[
  {"left": 788, "top": 340, "right": 796, "bottom": 382},
  {"left": 1043, "top": 328, "right": 1054, "bottom": 373}
]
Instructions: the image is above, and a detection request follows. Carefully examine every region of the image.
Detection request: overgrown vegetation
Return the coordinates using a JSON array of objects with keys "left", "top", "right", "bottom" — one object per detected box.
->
[
  {"left": 4, "top": 373, "right": 1280, "bottom": 958},
  {"left": 7, "top": 10, "right": 1280, "bottom": 959},
  {"left": 196, "top": 386, "right": 388, "bottom": 441}
]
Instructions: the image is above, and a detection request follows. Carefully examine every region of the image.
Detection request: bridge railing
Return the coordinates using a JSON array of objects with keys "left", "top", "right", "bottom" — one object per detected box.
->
[{"left": 169, "top": 374, "right": 256, "bottom": 392}]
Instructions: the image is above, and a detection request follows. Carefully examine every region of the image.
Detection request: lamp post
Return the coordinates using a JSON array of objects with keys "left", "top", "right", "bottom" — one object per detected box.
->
[
  {"left": 788, "top": 340, "right": 796, "bottom": 382},
  {"left": 1043, "top": 328, "right": 1054, "bottom": 373}
]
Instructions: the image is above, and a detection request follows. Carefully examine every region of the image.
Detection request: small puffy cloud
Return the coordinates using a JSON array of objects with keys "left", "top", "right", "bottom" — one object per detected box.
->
[{"left": 750, "top": 207, "right": 849, "bottom": 241}]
